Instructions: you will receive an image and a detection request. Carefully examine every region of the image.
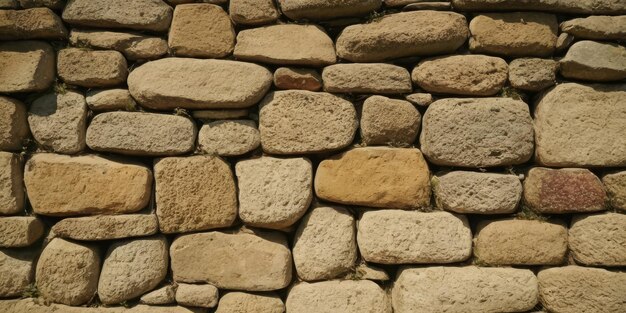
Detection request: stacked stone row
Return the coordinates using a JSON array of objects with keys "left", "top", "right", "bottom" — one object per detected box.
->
[{"left": 0, "top": 0, "right": 625, "bottom": 313}]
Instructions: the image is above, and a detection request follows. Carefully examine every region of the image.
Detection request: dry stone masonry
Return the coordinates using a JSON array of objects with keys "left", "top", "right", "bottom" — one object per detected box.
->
[{"left": 0, "top": 0, "right": 625, "bottom": 312}]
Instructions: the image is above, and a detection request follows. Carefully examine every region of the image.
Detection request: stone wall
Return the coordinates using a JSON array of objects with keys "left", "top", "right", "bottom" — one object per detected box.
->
[{"left": 1, "top": 0, "right": 625, "bottom": 312}]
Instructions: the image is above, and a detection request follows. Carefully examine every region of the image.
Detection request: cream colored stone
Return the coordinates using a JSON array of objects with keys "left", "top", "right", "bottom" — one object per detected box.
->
[
  {"left": 175, "top": 284, "right": 219, "bottom": 308},
  {"left": 560, "top": 41, "right": 626, "bottom": 82},
  {"left": 62, "top": 0, "right": 173, "bottom": 32},
  {"left": 322, "top": 63, "right": 412, "bottom": 94},
  {"left": 86, "top": 89, "right": 136, "bottom": 111},
  {"left": 51, "top": 214, "right": 158, "bottom": 241},
  {"left": 0, "top": 41, "right": 55, "bottom": 93},
  {"left": 216, "top": 292, "right": 284, "bottom": 313},
  {"left": 0, "top": 152, "right": 23, "bottom": 215},
  {"left": 69, "top": 29, "right": 168, "bottom": 60},
  {"left": 360, "top": 96, "right": 420, "bottom": 146},
  {"left": 274, "top": 67, "right": 322, "bottom": 91},
  {"left": 452, "top": 0, "right": 626, "bottom": 14},
  {"left": 604, "top": 171, "right": 626, "bottom": 211},
  {"left": 229, "top": 0, "right": 279, "bottom": 25},
  {"left": 0, "top": 248, "right": 36, "bottom": 298},
  {"left": 57, "top": 48, "right": 127, "bottom": 88},
  {"left": 351, "top": 263, "right": 389, "bottom": 281},
  {"left": 405, "top": 93, "right": 433, "bottom": 107},
  {"left": 0, "top": 299, "right": 203, "bottom": 313},
  {"left": 278, "top": 0, "right": 382, "bottom": 20},
  {"left": 286, "top": 280, "right": 391, "bottom": 313},
  {"left": 198, "top": 120, "right": 260, "bottom": 156},
  {"left": 0, "top": 97, "right": 29, "bottom": 151},
  {"left": 139, "top": 285, "right": 176, "bottom": 305},
  {"left": 0, "top": 217, "right": 44, "bottom": 248},
  {"left": 509, "top": 58, "right": 558, "bottom": 91},
  {"left": 169, "top": 4, "right": 235, "bottom": 58},
  {"left": 569, "top": 213, "right": 626, "bottom": 266},
  {"left": 0, "top": 8, "right": 66, "bottom": 40},
  {"left": 561, "top": 15, "right": 626, "bottom": 40}
]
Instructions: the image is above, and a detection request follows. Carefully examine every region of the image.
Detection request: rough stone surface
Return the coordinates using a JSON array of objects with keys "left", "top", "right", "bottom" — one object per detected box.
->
[
  {"left": 403, "top": 2, "right": 451, "bottom": 10},
  {"left": 86, "top": 89, "right": 137, "bottom": 111},
  {"left": 0, "top": 216, "right": 44, "bottom": 247},
  {"left": 322, "top": 63, "right": 412, "bottom": 94},
  {"left": 128, "top": 58, "right": 272, "bottom": 110},
  {"left": 405, "top": 93, "right": 433, "bottom": 107},
  {"left": 336, "top": 11, "right": 468, "bottom": 62},
  {"left": 286, "top": 280, "right": 391, "bottom": 313},
  {"left": 469, "top": 12, "right": 558, "bottom": 57},
  {"left": 0, "top": 248, "right": 36, "bottom": 298},
  {"left": 451, "top": 0, "right": 626, "bottom": 14},
  {"left": 259, "top": 90, "right": 357, "bottom": 154},
  {"left": 0, "top": 299, "right": 203, "bottom": 313},
  {"left": 175, "top": 284, "right": 219, "bottom": 308},
  {"left": 140, "top": 285, "right": 176, "bottom": 305},
  {"left": 556, "top": 32, "right": 575, "bottom": 52},
  {"left": 274, "top": 67, "right": 322, "bottom": 91},
  {"left": 170, "top": 230, "right": 292, "bottom": 291},
  {"left": 62, "top": 0, "right": 173, "bottom": 32},
  {"left": 24, "top": 153, "right": 152, "bottom": 216},
  {"left": 393, "top": 266, "right": 538, "bottom": 313},
  {"left": 216, "top": 292, "right": 284, "bottom": 313},
  {"left": 0, "top": 152, "right": 24, "bottom": 215},
  {"left": 538, "top": 266, "right": 626, "bottom": 313},
  {"left": 229, "top": 0, "right": 279, "bottom": 25},
  {"left": 234, "top": 25, "right": 336, "bottom": 66},
  {"left": 98, "top": 236, "right": 168, "bottom": 304},
  {"left": 534, "top": 83, "right": 626, "bottom": 167},
  {"left": 198, "top": 120, "right": 260, "bottom": 156},
  {"left": 350, "top": 263, "right": 390, "bottom": 281},
  {"left": 0, "top": 41, "right": 55, "bottom": 93},
  {"left": 86, "top": 112, "right": 197, "bottom": 156},
  {"left": 235, "top": 156, "right": 312, "bottom": 229},
  {"left": 569, "top": 213, "right": 626, "bottom": 266},
  {"left": 36, "top": 238, "right": 100, "bottom": 306},
  {"left": 358, "top": 210, "right": 471, "bottom": 264},
  {"left": 18, "top": 0, "right": 66, "bottom": 10},
  {"left": 155, "top": 155, "right": 237, "bottom": 234},
  {"left": 523, "top": 167, "right": 606, "bottom": 214},
  {"left": 28, "top": 91, "right": 87, "bottom": 154},
  {"left": 561, "top": 16, "right": 626, "bottom": 41},
  {"left": 0, "top": 8, "right": 66, "bottom": 40},
  {"left": 278, "top": 0, "right": 382, "bottom": 20},
  {"left": 69, "top": 29, "right": 168, "bottom": 60},
  {"left": 169, "top": 4, "right": 235, "bottom": 58},
  {"left": 51, "top": 214, "right": 158, "bottom": 241},
  {"left": 0, "top": 97, "right": 29, "bottom": 151},
  {"left": 433, "top": 171, "right": 522, "bottom": 214},
  {"left": 604, "top": 171, "right": 626, "bottom": 211},
  {"left": 316, "top": 148, "right": 431, "bottom": 209},
  {"left": 192, "top": 109, "right": 249, "bottom": 120},
  {"left": 57, "top": 48, "right": 127, "bottom": 88},
  {"left": 560, "top": 41, "right": 626, "bottom": 82},
  {"left": 412, "top": 54, "right": 508, "bottom": 96},
  {"left": 360, "top": 96, "right": 420, "bottom": 146},
  {"left": 509, "top": 58, "right": 558, "bottom": 91}
]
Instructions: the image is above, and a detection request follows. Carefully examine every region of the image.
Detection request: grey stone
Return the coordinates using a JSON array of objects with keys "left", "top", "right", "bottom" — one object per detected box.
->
[
  {"left": 560, "top": 41, "right": 626, "bottom": 82},
  {"left": 509, "top": 58, "right": 558, "bottom": 91}
]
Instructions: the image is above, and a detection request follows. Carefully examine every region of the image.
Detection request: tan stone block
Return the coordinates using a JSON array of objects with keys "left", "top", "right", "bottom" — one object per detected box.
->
[
  {"left": 0, "top": 8, "right": 66, "bottom": 40},
  {"left": 569, "top": 213, "right": 626, "bottom": 266},
  {"left": 175, "top": 283, "right": 219, "bottom": 308},
  {"left": 51, "top": 214, "right": 158, "bottom": 241},
  {"left": 509, "top": 58, "right": 558, "bottom": 91},
  {"left": 69, "top": 29, "right": 168, "bottom": 61},
  {"left": 360, "top": 96, "right": 420, "bottom": 146},
  {"left": 86, "top": 89, "right": 137, "bottom": 112},
  {"left": 604, "top": 171, "right": 626, "bottom": 211},
  {"left": 57, "top": 48, "right": 127, "bottom": 88},
  {"left": 229, "top": 0, "right": 279, "bottom": 25},
  {"left": 0, "top": 298, "right": 203, "bottom": 312},
  {"left": 0, "top": 248, "right": 36, "bottom": 298},
  {"left": 0, "top": 152, "right": 24, "bottom": 215},
  {"left": 278, "top": 0, "right": 382, "bottom": 20},
  {"left": 0, "top": 96, "right": 29, "bottom": 151},
  {"left": 216, "top": 292, "right": 284, "bottom": 313},
  {"left": 560, "top": 41, "right": 626, "bottom": 82},
  {"left": 561, "top": 16, "right": 626, "bottom": 41},
  {"left": 0, "top": 217, "right": 44, "bottom": 248},
  {"left": 0, "top": 41, "right": 55, "bottom": 93},
  {"left": 322, "top": 63, "right": 412, "bottom": 94},
  {"left": 62, "top": 0, "right": 173, "bottom": 32},
  {"left": 452, "top": 0, "right": 626, "bottom": 14},
  {"left": 198, "top": 120, "right": 260, "bottom": 156},
  {"left": 286, "top": 280, "right": 391, "bottom": 313},
  {"left": 139, "top": 285, "right": 175, "bottom": 305}
]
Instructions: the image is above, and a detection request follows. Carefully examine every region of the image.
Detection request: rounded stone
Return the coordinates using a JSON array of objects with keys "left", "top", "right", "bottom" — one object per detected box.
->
[
  {"left": 286, "top": 280, "right": 391, "bottom": 313},
  {"left": 57, "top": 48, "right": 127, "bottom": 88},
  {"left": 604, "top": 171, "right": 626, "bottom": 211},
  {"left": 322, "top": 63, "right": 412, "bottom": 94},
  {"left": 508, "top": 58, "right": 558, "bottom": 91},
  {"left": 229, "top": 0, "right": 279, "bottom": 25},
  {"left": 198, "top": 120, "right": 260, "bottom": 156},
  {"left": 560, "top": 40, "right": 626, "bottom": 82},
  {"left": 560, "top": 16, "right": 626, "bottom": 41},
  {"left": 216, "top": 292, "right": 284, "bottom": 313},
  {"left": 62, "top": 0, "right": 173, "bottom": 32},
  {"left": 0, "top": 96, "right": 29, "bottom": 151},
  {"left": 0, "top": 248, "right": 36, "bottom": 298},
  {"left": 86, "top": 89, "right": 136, "bottom": 112},
  {"left": 273, "top": 67, "right": 322, "bottom": 91},
  {"left": 0, "top": 216, "right": 44, "bottom": 248},
  {"left": 360, "top": 95, "right": 421, "bottom": 146},
  {"left": 175, "top": 283, "right": 219, "bottom": 308},
  {"left": 278, "top": 0, "right": 382, "bottom": 20},
  {"left": 569, "top": 213, "right": 626, "bottom": 266},
  {"left": 0, "top": 41, "right": 55, "bottom": 93}
]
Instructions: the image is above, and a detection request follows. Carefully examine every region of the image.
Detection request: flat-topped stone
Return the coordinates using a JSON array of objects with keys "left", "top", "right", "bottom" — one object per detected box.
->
[
  {"left": 569, "top": 213, "right": 626, "bottom": 266},
  {"left": 561, "top": 16, "right": 626, "bottom": 41},
  {"left": 452, "top": 0, "right": 626, "bottom": 14},
  {"left": 0, "top": 8, "right": 66, "bottom": 40},
  {"left": 69, "top": 30, "right": 168, "bottom": 61},
  {"left": 0, "top": 217, "right": 44, "bottom": 247},
  {"left": 322, "top": 63, "right": 412, "bottom": 94},
  {"left": 604, "top": 171, "right": 626, "bottom": 211},
  {"left": 198, "top": 120, "right": 260, "bottom": 156},
  {"left": 62, "top": 0, "right": 173, "bottom": 32},
  {"left": 0, "top": 152, "right": 24, "bottom": 215},
  {"left": 216, "top": 292, "right": 284, "bottom": 313},
  {"left": 57, "top": 48, "right": 127, "bottom": 88},
  {"left": 51, "top": 214, "right": 158, "bottom": 241},
  {"left": 286, "top": 280, "right": 391, "bottom": 313},
  {"left": 278, "top": 0, "right": 382, "bottom": 20},
  {"left": 560, "top": 40, "right": 626, "bottom": 82},
  {"left": 0, "top": 97, "right": 29, "bottom": 151},
  {"left": 0, "top": 41, "right": 55, "bottom": 93},
  {"left": 360, "top": 96, "right": 421, "bottom": 146}
]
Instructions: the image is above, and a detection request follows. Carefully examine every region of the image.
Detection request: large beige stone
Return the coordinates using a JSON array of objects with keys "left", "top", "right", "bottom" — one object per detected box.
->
[
  {"left": 360, "top": 96, "right": 420, "bottom": 146},
  {"left": 538, "top": 266, "right": 626, "bottom": 313},
  {"left": 569, "top": 213, "right": 626, "bottom": 266},
  {"left": 87, "top": 112, "right": 196, "bottom": 156},
  {"left": 358, "top": 210, "right": 471, "bottom": 264},
  {"left": 24, "top": 153, "right": 152, "bottom": 216},
  {"left": 452, "top": 0, "right": 626, "bottom": 14},
  {"left": 509, "top": 58, "right": 558, "bottom": 91},
  {"left": 234, "top": 24, "right": 336, "bottom": 66},
  {"left": 216, "top": 292, "right": 284, "bottom": 313},
  {"left": 322, "top": 63, "right": 412, "bottom": 94},
  {"left": 523, "top": 167, "right": 606, "bottom": 214},
  {"left": 155, "top": 155, "right": 237, "bottom": 234},
  {"left": 175, "top": 283, "right": 219, "bottom": 308},
  {"left": 286, "top": 280, "right": 390, "bottom": 313},
  {"left": 412, "top": 55, "right": 508, "bottom": 96},
  {"left": 259, "top": 90, "right": 357, "bottom": 154},
  {"left": 420, "top": 97, "right": 534, "bottom": 167},
  {"left": 0, "top": 152, "right": 24, "bottom": 215},
  {"left": 433, "top": 171, "right": 522, "bottom": 214},
  {"left": 28, "top": 91, "right": 87, "bottom": 154},
  {"left": 273, "top": 67, "right": 322, "bottom": 91},
  {"left": 604, "top": 171, "right": 626, "bottom": 211},
  {"left": 0, "top": 8, "right": 66, "bottom": 40},
  {"left": 561, "top": 16, "right": 626, "bottom": 41},
  {"left": 0, "top": 299, "right": 204, "bottom": 313},
  {"left": 170, "top": 229, "right": 292, "bottom": 291},
  {"left": 0, "top": 41, "right": 54, "bottom": 93},
  {"left": 198, "top": 120, "right": 260, "bottom": 156},
  {"left": 169, "top": 4, "right": 235, "bottom": 58},
  {"left": 534, "top": 83, "right": 626, "bottom": 167},
  {"left": 62, "top": 0, "right": 173, "bottom": 32},
  {"left": 560, "top": 41, "right": 626, "bottom": 82},
  {"left": 336, "top": 11, "right": 468, "bottom": 62},
  {"left": 139, "top": 285, "right": 175, "bottom": 305},
  {"left": 0, "top": 248, "right": 36, "bottom": 298},
  {"left": 316, "top": 148, "right": 431, "bottom": 209},
  {"left": 278, "top": 0, "right": 382, "bottom": 20},
  {"left": 469, "top": 12, "right": 558, "bottom": 57},
  {"left": 36, "top": 238, "right": 100, "bottom": 305},
  {"left": 86, "top": 89, "right": 137, "bottom": 112},
  {"left": 128, "top": 58, "right": 272, "bottom": 110},
  {"left": 51, "top": 214, "right": 158, "bottom": 241},
  {"left": 0, "top": 97, "right": 29, "bottom": 151},
  {"left": 229, "top": 0, "right": 279, "bottom": 25},
  {"left": 57, "top": 48, "right": 127, "bottom": 88},
  {"left": 235, "top": 156, "right": 312, "bottom": 229},
  {"left": 393, "top": 266, "right": 538, "bottom": 313},
  {"left": 69, "top": 29, "right": 168, "bottom": 61},
  {"left": 0, "top": 217, "right": 44, "bottom": 247}
]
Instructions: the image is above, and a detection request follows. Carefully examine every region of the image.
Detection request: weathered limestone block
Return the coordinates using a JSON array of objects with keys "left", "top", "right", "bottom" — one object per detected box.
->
[
  {"left": 604, "top": 171, "right": 626, "bottom": 211},
  {"left": 509, "top": 58, "right": 558, "bottom": 91},
  {"left": 62, "top": 0, "right": 173, "bottom": 32},
  {"left": 561, "top": 16, "right": 626, "bottom": 41},
  {"left": 155, "top": 155, "right": 237, "bottom": 234},
  {"left": 315, "top": 148, "right": 431, "bottom": 209},
  {"left": 274, "top": 67, "right": 322, "bottom": 91},
  {"left": 229, "top": 0, "right": 279, "bottom": 25},
  {"left": 451, "top": 0, "right": 626, "bottom": 14},
  {"left": 393, "top": 266, "right": 538, "bottom": 313},
  {"left": 175, "top": 284, "right": 219, "bottom": 308},
  {"left": 405, "top": 92, "right": 434, "bottom": 107},
  {"left": 51, "top": 214, "right": 158, "bottom": 241},
  {"left": 360, "top": 96, "right": 420, "bottom": 146},
  {"left": 69, "top": 30, "right": 168, "bottom": 60},
  {"left": 278, "top": 0, "right": 382, "bottom": 20},
  {"left": 57, "top": 48, "right": 127, "bottom": 88},
  {"left": 0, "top": 152, "right": 24, "bottom": 215},
  {"left": 286, "top": 280, "right": 391, "bottom": 313},
  {"left": 216, "top": 292, "right": 284, "bottom": 313},
  {"left": 0, "top": 8, "right": 66, "bottom": 40},
  {"left": 0, "top": 97, "right": 29, "bottom": 151},
  {"left": 86, "top": 89, "right": 136, "bottom": 112},
  {"left": 322, "top": 63, "right": 412, "bottom": 94},
  {"left": 560, "top": 41, "right": 626, "bottom": 82},
  {"left": 569, "top": 213, "right": 626, "bottom": 266},
  {"left": 0, "top": 299, "right": 204, "bottom": 312},
  {"left": 0, "top": 217, "right": 44, "bottom": 247},
  {"left": 351, "top": 263, "right": 390, "bottom": 281},
  {"left": 24, "top": 153, "right": 152, "bottom": 216},
  {"left": 0, "top": 248, "right": 36, "bottom": 298},
  {"left": 0, "top": 41, "right": 54, "bottom": 93},
  {"left": 198, "top": 120, "right": 260, "bottom": 156},
  {"left": 235, "top": 156, "right": 312, "bottom": 229},
  {"left": 140, "top": 285, "right": 176, "bottom": 305}
]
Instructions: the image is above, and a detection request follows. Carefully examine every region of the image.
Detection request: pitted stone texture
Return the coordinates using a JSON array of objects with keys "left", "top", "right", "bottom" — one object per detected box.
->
[
  {"left": 0, "top": 152, "right": 24, "bottom": 215},
  {"left": 57, "top": 49, "right": 127, "bottom": 88},
  {"left": 412, "top": 54, "right": 508, "bottom": 96},
  {"left": 234, "top": 25, "right": 336, "bottom": 66},
  {"left": 322, "top": 63, "right": 412, "bottom": 94},
  {"left": 0, "top": 217, "right": 44, "bottom": 247},
  {"left": 293, "top": 205, "right": 356, "bottom": 281},
  {"left": 393, "top": 266, "right": 538, "bottom": 313},
  {"left": 0, "top": 248, "right": 36, "bottom": 298},
  {"left": 87, "top": 112, "right": 196, "bottom": 156},
  {"left": 604, "top": 171, "right": 626, "bottom": 211},
  {"left": 18, "top": 0, "right": 65, "bottom": 9},
  {"left": 140, "top": 285, "right": 176, "bottom": 305},
  {"left": 235, "top": 157, "right": 312, "bottom": 229},
  {"left": 216, "top": 292, "right": 284, "bottom": 313},
  {"left": 358, "top": 210, "right": 471, "bottom": 264},
  {"left": 169, "top": 4, "right": 235, "bottom": 58},
  {"left": 24, "top": 153, "right": 152, "bottom": 216},
  {"left": 405, "top": 93, "right": 434, "bottom": 107},
  {"left": 99, "top": 236, "right": 168, "bottom": 304},
  {"left": 336, "top": 11, "right": 468, "bottom": 62},
  {"left": 560, "top": 41, "right": 626, "bottom": 82},
  {"left": 433, "top": 171, "right": 522, "bottom": 214},
  {"left": 316, "top": 148, "right": 431, "bottom": 209},
  {"left": 523, "top": 167, "right": 606, "bottom": 214},
  {"left": 128, "top": 58, "right": 272, "bottom": 110},
  {"left": 452, "top": 0, "right": 626, "bottom": 14},
  {"left": 62, "top": 0, "right": 173, "bottom": 32},
  {"left": 351, "top": 263, "right": 389, "bottom": 281},
  {"left": 175, "top": 284, "right": 219, "bottom": 308},
  {"left": 51, "top": 214, "right": 158, "bottom": 241},
  {"left": 0, "top": 41, "right": 54, "bottom": 93},
  {"left": 0, "top": 97, "right": 29, "bottom": 151},
  {"left": 420, "top": 97, "right": 534, "bottom": 167},
  {"left": 538, "top": 266, "right": 626, "bottom": 313},
  {"left": 69, "top": 30, "right": 168, "bottom": 61},
  {"left": 509, "top": 58, "right": 558, "bottom": 91},
  {"left": 86, "top": 89, "right": 137, "bottom": 112},
  {"left": 28, "top": 91, "right": 87, "bottom": 154},
  {"left": 561, "top": 16, "right": 626, "bottom": 41},
  {"left": 534, "top": 83, "right": 626, "bottom": 167},
  {"left": 171, "top": 230, "right": 292, "bottom": 291},
  {"left": 259, "top": 90, "right": 357, "bottom": 154},
  {"left": 556, "top": 32, "right": 574, "bottom": 52},
  {"left": 0, "top": 8, "right": 66, "bottom": 40},
  {"left": 360, "top": 96, "right": 420, "bottom": 146},
  {"left": 278, "top": 0, "right": 382, "bottom": 20},
  {"left": 475, "top": 219, "right": 568, "bottom": 265},
  {"left": 155, "top": 155, "right": 237, "bottom": 234},
  {"left": 569, "top": 213, "right": 626, "bottom": 266},
  {"left": 0, "top": 299, "right": 204, "bottom": 313},
  {"left": 36, "top": 238, "right": 100, "bottom": 306},
  {"left": 469, "top": 12, "right": 558, "bottom": 57},
  {"left": 198, "top": 120, "right": 260, "bottom": 156},
  {"left": 274, "top": 67, "right": 322, "bottom": 91},
  {"left": 286, "top": 280, "right": 391, "bottom": 313},
  {"left": 229, "top": 0, "right": 279, "bottom": 25}
]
